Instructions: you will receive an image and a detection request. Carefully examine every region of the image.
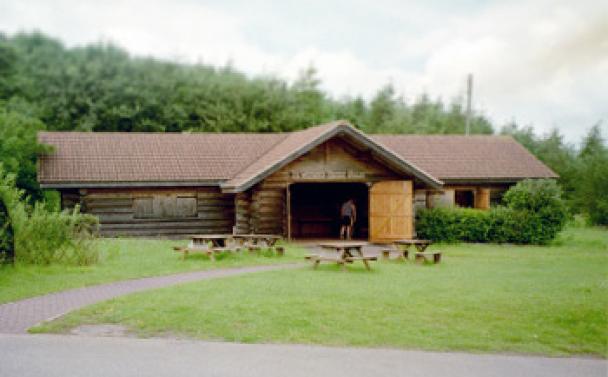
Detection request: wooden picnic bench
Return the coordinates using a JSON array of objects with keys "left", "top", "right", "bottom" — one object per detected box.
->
[
  {"left": 233, "top": 234, "right": 283, "bottom": 255},
  {"left": 174, "top": 234, "right": 239, "bottom": 261},
  {"left": 387, "top": 239, "right": 433, "bottom": 260},
  {"left": 307, "top": 241, "right": 377, "bottom": 271},
  {"left": 415, "top": 251, "right": 442, "bottom": 264},
  {"left": 173, "top": 246, "right": 236, "bottom": 261},
  {"left": 191, "top": 234, "right": 235, "bottom": 248}
]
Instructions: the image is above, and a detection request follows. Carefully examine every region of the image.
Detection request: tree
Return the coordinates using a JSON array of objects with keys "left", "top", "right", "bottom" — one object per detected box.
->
[
  {"left": 575, "top": 124, "right": 608, "bottom": 225},
  {"left": 365, "top": 84, "right": 396, "bottom": 132},
  {"left": 0, "top": 105, "right": 50, "bottom": 202}
]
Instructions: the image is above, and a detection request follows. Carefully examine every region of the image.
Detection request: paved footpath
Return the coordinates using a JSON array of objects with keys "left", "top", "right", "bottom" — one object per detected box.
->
[
  {"left": 0, "top": 264, "right": 301, "bottom": 334},
  {"left": 1, "top": 334, "right": 605, "bottom": 377}
]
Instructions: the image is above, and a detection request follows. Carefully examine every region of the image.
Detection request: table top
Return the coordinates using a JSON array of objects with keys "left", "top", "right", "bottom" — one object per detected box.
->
[
  {"left": 191, "top": 234, "right": 233, "bottom": 240},
  {"left": 233, "top": 234, "right": 282, "bottom": 239},
  {"left": 319, "top": 241, "right": 367, "bottom": 249},
  {"left": 394, "top": 239, "right": 432, "bottom": 245}
]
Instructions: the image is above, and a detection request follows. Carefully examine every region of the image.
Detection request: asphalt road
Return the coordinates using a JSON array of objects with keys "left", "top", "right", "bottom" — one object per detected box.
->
[{"left": 1, "top": 334, "right": 605, "bottom": 377}]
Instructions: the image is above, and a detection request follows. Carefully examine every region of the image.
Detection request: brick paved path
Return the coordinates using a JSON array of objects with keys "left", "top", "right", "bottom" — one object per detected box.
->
[{"left": 0, "top": 264, "right": 302, "bottom": 334}]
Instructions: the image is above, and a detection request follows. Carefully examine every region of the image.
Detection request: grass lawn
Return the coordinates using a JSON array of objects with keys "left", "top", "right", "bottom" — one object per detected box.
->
[
  {"left": 32, "top": 226, "right": 608, "bottom": 357},
  {"left": 0, "top": 239, "right": 305, "bottom": 304}
]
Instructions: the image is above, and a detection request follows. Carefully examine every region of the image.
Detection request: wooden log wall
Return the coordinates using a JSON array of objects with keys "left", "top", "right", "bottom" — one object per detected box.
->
[
  {"left": 234, "top": 192, "right": 251, "bottom": 234},
  {"left": 61, "top": 187, "right": 236, "bottom": 238},
  {"left": 249, "top": 180, "right": 286, "bottom": 235}
]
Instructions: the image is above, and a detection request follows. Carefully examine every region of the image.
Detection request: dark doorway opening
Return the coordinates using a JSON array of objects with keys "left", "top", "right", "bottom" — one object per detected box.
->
[
  {"left": 290, "top": 183, "right": 369, "bottom": 239},
  {"left": 455, "top": 190, "right": 474, "bottom": 208}
]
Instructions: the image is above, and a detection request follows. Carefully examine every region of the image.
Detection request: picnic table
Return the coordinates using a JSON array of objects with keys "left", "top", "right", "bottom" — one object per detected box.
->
[
  {"left": 175, "top": 234, "right": 284, "bottom": 260},
  {"left": 391, "top": 239, "right": 432, "bottom": 259},
  {"left": 174, "top": 234, "right": 237, "bottom": 261},
  {"left": 191, "top": 234, "right": 233, "bottom": 248},
  {"left": 307, "top": 241, "right": 377, "bottom": 271},
  {"left": 379, "top": 239, "right": 442, "bottom": 264},
  {"left": 233, "top": 234, "right": 281, "bottom": 247},
  {"left": 233, "top": 234, "right": 283, "bottom": 255}
]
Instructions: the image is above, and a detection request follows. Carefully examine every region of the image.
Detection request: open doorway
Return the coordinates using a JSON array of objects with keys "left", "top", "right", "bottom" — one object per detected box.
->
[
  {"left": 455, "top": 190, "right": 474, "bottom": 208},
  {"left": 289, "top": 183, "right": 369, "bottom": 240}
]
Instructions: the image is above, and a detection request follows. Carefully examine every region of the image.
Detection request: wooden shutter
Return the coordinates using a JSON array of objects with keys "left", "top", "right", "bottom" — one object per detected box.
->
[{"left": 369, "top": 181, "right": 413, "bottom": 242}]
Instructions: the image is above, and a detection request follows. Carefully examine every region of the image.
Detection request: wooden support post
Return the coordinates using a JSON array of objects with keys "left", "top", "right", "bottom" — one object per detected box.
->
[{"left": 475, "top": 188, "right": 491, "bottom": 210}]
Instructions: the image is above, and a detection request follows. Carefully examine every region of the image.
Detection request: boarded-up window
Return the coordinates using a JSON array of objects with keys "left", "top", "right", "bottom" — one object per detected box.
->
[
  {"left": 133, "top": 197, "right": 154, "bottom": 218},
  {"left": 133, "top": 194, "right": 197, "bottom": 219}
]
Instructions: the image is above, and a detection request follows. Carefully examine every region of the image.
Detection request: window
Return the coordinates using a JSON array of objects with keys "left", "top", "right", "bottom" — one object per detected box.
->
[
  {"left": 455, "top": 190, "right": 474, "bottom": 208},
  {"left": 133, "top": 194, "right": 198, "bottom": 219}
]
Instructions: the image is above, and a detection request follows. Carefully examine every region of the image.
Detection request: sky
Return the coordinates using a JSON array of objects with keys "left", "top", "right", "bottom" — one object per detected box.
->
[{"left": 1, "top": 0, "right": 607, "bottom": 143}]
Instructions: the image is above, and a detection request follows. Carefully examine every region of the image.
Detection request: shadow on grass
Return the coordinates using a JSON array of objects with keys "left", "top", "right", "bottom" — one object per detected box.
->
[{"left": 304, "top": 263, "right": 379, "bottom": 274}]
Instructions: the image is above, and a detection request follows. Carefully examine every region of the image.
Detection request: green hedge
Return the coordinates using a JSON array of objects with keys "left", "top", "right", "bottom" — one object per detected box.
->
[{"left": 416, "top": 180, "right": 568, "bottom": 245}]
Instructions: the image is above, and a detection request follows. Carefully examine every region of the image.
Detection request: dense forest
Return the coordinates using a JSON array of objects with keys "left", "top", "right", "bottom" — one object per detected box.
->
[{"left": 0, "top": 32, "right": 606, "bottom": 224}]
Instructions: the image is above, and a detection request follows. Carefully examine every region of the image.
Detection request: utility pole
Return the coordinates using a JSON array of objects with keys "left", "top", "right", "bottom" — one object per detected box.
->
[{"left": 465, "top": 73, "right": 473, "bottom": 135}]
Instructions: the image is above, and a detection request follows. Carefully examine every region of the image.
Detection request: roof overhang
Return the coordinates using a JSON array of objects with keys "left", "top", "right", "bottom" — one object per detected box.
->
[
  {"left": 40, "top": 180, "right": 222, "bottom": 189},
  {"left": 440, "top": 176, "right": 558, "bottom": 185},
  {"left": 221, "top": 123, "right": 443, "bottom": 193}
]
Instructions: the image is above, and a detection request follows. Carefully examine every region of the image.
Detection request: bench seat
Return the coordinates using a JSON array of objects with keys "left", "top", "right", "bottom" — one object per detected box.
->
[
  {"left": 344, "top": 256, "right": 377, "bottom": 262},
  {"left": 211, "top": 247, "right": 238, "bottom": 253},
  {"left": 415, "top": 251, "right": 442, "bottom": 264}
]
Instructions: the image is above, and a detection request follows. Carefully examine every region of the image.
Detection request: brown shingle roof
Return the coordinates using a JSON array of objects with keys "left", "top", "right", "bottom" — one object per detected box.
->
[
  {"left": 38, "top": 132, "right": 285, "bottom": 184},
  {"left": 372, "top": 134, "right": 557, "bottom": 181},
  {"left": 38, "top": 122, "right": 557, "bottom": 190}
]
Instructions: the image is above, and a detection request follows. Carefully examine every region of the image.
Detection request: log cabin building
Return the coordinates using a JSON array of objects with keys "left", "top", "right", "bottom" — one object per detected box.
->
[{"left": 37, "top": 121, "right": 556, "bottom": 241}]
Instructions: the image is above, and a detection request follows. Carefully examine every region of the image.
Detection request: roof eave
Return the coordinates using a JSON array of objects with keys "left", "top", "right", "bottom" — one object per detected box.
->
[
  {"left": 440, "top": 176, "right": 559, "bottom": 185},
  {"left": 40, "top": 180, "right": 223, "bottom": 189}
]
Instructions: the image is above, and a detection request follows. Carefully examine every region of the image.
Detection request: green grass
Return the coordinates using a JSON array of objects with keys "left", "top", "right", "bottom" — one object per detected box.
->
[
  {"left": 32, "top": 226, "right": 608, "bottom": 357},
  {"left": 0, "top": 239, "right": 305, "bottom": 304}
]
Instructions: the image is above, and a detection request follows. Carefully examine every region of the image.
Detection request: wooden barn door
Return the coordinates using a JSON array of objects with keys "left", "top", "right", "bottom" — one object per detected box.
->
[{"left": 369, "top": 181, "right": 413, "bottom": 242}]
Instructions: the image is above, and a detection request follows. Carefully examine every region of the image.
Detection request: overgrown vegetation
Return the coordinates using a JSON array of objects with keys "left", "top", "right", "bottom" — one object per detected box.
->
[
  {"left": 0, "top": 166, "right": 99, "bottom": 265},
  {"left": 0, "top": 31, "right": 606, "bottom": 223},
  {"left": 417, "top": 179, "right": 569, "bottom": 244}
]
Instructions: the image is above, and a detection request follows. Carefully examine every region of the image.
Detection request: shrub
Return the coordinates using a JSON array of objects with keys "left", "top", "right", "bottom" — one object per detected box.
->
[
  {"left": 0, "top": 199, "right": 14, "bottom": 263},
  {"left": 0, "top": 165, "right": 99, "bottom": 265},
  {"left": 416, "top": 207, "right": 491, "bottom": 243},
  {"left": 417, "top": 179, "right": 568, "bottom": 245},
  {"left": 16, "top": 204, "right": 100, "bottom": 265},
  {"left": 502, "top": 179, "right": 569, "bottom": 244}
]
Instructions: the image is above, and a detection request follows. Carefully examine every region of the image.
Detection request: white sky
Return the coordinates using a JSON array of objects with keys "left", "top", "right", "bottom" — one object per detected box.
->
[{"left": 1, "top": 0, "right": 607, "bottom": 143}]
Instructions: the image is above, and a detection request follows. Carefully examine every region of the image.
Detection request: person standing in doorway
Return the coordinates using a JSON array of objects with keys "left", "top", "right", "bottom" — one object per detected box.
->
[{"left": 340, "top": 199, "right": 357, "bottom": 240}]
